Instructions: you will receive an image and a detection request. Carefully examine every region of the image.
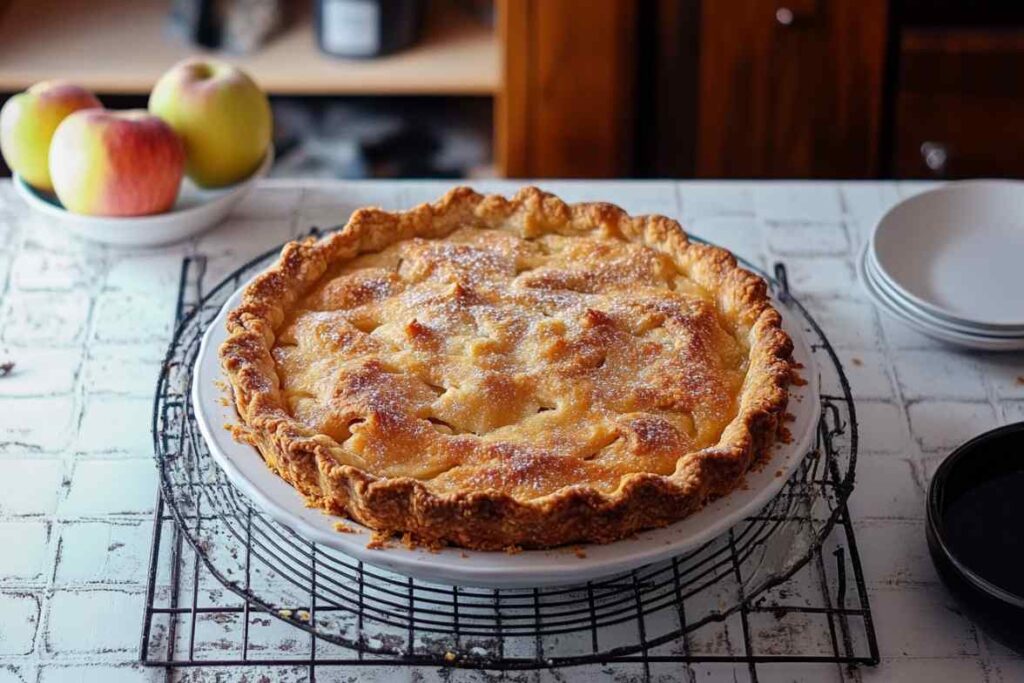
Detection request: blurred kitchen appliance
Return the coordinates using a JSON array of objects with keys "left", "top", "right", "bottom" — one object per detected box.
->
[
  {"left": 314, "top": 0, "right": 424, "bottom": 58},
  {"left": 168, "top": 0, "right": 284, "bottom": 52}
]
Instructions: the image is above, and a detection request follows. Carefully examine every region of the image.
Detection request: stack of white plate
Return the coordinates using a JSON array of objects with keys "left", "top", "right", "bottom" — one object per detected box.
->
[{"left": 860, "top": 181, "right": 1024, "bottom": 351}]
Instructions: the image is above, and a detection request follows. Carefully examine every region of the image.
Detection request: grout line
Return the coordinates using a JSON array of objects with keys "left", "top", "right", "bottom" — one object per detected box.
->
[{"left": 33, "top": 235, "right": 112, "bottom": 673}]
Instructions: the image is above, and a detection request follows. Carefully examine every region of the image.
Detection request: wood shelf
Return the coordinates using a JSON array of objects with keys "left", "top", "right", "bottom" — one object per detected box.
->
[{"left": 0, "top": 0, "right": 499, "bottom": 96}]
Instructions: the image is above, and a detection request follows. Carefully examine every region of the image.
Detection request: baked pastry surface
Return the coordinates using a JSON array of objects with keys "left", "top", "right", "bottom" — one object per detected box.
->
[{"left": 220, "top": 187, "right": 793, "bottom": 549}]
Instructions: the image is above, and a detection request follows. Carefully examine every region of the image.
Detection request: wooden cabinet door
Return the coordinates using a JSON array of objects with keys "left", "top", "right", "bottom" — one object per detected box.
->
[
  {"left": 697, "top": 0, "right": 888, "bottom": 178},
  {"left": 497, "top": 0, "right": 637, "bottom": 178},
  {"left": 894, "top": 29, "right": 1024, "bottom": 179}
]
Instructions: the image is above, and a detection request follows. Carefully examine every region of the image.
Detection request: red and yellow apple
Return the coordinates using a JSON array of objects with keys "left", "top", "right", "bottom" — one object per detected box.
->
[
  {"left": 49, "top": 109, "right": 185, "bottom": 217},
  {"left": 0, "top": 81, "right": 102, "bottom": 193},
  {"left": 149, "top": 58, "right": 271, "bottom": 188}
]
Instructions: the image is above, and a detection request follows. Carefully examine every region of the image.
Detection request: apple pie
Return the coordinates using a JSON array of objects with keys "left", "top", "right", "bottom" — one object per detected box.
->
[{"left": 220, "top": 187, "right": 793, "bottom": 550}]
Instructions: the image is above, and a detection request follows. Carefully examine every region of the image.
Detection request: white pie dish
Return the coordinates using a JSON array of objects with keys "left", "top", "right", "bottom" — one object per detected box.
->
[
  {"left": 871, "top": 180, "right": 1024, "bottom": 329},
  {"left": 13, "top": 147, "right": 273, "bottom": 248},
  {"left": 192, "top": 275, "right": 821, "bottom": 588}
]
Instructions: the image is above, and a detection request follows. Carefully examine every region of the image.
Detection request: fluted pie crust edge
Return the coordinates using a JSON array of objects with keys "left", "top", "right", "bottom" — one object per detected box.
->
[{"left": 219, "top": 187, "right": 794, "bottom": 550}]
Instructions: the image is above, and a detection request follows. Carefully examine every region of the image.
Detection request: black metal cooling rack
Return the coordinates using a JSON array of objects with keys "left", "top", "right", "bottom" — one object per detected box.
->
[{"left": 141, "top": 239, "right": 879, "bottom": 682}]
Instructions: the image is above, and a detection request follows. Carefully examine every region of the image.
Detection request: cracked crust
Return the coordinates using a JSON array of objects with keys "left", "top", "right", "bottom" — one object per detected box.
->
[{"left": 219, "top": 187, "right": 793, "bottom": 550}]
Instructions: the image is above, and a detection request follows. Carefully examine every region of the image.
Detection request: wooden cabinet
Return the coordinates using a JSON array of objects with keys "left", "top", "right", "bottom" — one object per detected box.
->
[
  {"left": 695, "top": 0, "right": 888, "bottom": 178},
  {"left": 894, "top": 29, "right": 1024, "bottom": 178},
  {"left": 646, "top": 0, "right": 1024, "bottom": 180},
  {"left": 497, "top": 0, "right": 637, "bottom": 178},
  {"left": 3, "top": 0, "right": 1022, "bottom": 179}
]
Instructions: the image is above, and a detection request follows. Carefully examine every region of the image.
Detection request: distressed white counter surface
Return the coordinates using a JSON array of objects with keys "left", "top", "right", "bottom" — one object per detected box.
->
[{"left": 0, "top": 179, "right": 1022, "bottom": 683}]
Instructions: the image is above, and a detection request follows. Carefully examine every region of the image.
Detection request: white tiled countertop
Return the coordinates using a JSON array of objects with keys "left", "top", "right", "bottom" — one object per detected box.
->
[{"left": 0, "top": 179, "right": 1021, "bottom": 682}]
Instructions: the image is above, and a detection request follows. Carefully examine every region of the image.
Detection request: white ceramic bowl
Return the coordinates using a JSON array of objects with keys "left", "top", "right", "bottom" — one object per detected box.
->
[
  {"left": 871, "top": 180, "right": 1024, "bottom": 329},
  {"left": 13, "top": 147, "right": 273, "bottom": 248}
]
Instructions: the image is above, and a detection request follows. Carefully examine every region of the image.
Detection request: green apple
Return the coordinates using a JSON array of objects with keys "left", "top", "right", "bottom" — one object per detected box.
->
[
  {"left": 49, "top": 109, "right": 185, "bottom": 216},
  {"left": 149, "top": 58, "right": 271, "bottom": 188},
  {"left": 0, "top": 81, "right": 102, "bottom": 192}
]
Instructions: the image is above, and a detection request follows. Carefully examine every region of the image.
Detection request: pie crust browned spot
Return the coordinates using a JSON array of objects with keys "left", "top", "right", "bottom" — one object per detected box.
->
[{"left": 220, "top": 187, "right": 793, "bottom": 550}]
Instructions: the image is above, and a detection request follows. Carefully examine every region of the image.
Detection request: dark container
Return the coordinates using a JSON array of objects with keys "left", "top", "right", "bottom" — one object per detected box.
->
[
  {"left": 927, "top": 421, "right": 1024, "bottom": 655},
  {"left": 314, "top": 0, "right": 424, "bottom": 58}
]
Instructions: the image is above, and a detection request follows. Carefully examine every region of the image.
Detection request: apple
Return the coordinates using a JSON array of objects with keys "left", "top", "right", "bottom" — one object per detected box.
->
[
  {"left": 49, "top": 109, "right": 185, "bottom": 217},
  {"left": 0, "top": 81, "right": 102, "bottom": 192},
  {"left": 149, "top": 58, "right": 271, "bottom": 188}
]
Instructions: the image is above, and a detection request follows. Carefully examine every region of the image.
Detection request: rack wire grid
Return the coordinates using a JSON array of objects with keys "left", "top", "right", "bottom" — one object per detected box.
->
[{"left": 141, "top": 235, "right": 879, "bottom": 682}]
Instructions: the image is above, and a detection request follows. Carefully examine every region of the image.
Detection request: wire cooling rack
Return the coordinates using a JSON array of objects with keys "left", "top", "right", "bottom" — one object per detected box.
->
[{"left": 141, "top": 238, "right": 879, "bottom": 682}]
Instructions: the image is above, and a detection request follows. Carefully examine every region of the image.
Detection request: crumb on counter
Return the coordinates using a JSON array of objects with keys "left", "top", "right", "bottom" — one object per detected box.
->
[
  {"left": 572, "top": 545, "right": 587, "bottom": 559},
  {"left": 0, "top": 361, "right": 14, "bottom": 377},
  {"left": 296, "top": 610, "right": 310, "bottom": 622},
  {"left": 444, "top": 651, "right": 457, "bottom": 663},
  {"left": 333, "top": 521, "right": 356, "bottom": 534},
  {"left": 851, "top": 357, "right": 863, "bottom": 366},
  {"left": 278, "top": 609, "right": 293, "bottom": 618}
]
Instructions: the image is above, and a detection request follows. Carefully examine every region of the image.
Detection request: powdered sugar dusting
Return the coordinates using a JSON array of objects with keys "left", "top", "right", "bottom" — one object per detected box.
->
[{"left": 275, "top": 226, "right": 750, "bottom": 499}]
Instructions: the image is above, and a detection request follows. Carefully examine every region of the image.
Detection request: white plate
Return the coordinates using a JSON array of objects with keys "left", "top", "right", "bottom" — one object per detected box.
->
[
  {"left": 13, "top": 148, "right": 273, "bottom": 248},
  {"left": 866, "top": 248, "right": 1024, "bottom": 339},
  {"left": 859, "top": 246, "right": 1024, "bottom": 352},
  {"left": 871, "top": 180, "right": 1024, "bottom": 329},
  {"left": 193, "top": 277, "right": 821, "bottom": 588}
]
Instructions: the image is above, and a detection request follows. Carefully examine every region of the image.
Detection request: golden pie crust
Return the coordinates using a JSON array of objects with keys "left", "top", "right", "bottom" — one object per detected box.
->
[{"left": 220, "top": 187, "right": 793, "bottom": 550}]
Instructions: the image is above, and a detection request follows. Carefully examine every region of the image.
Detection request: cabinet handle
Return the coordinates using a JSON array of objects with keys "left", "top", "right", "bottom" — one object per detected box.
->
[
  {"left": 775, "top": 1, "right": 818, "bottom": 26},
  {"left": 920, "top": 141, "right": 949, "bottom": 175}
]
